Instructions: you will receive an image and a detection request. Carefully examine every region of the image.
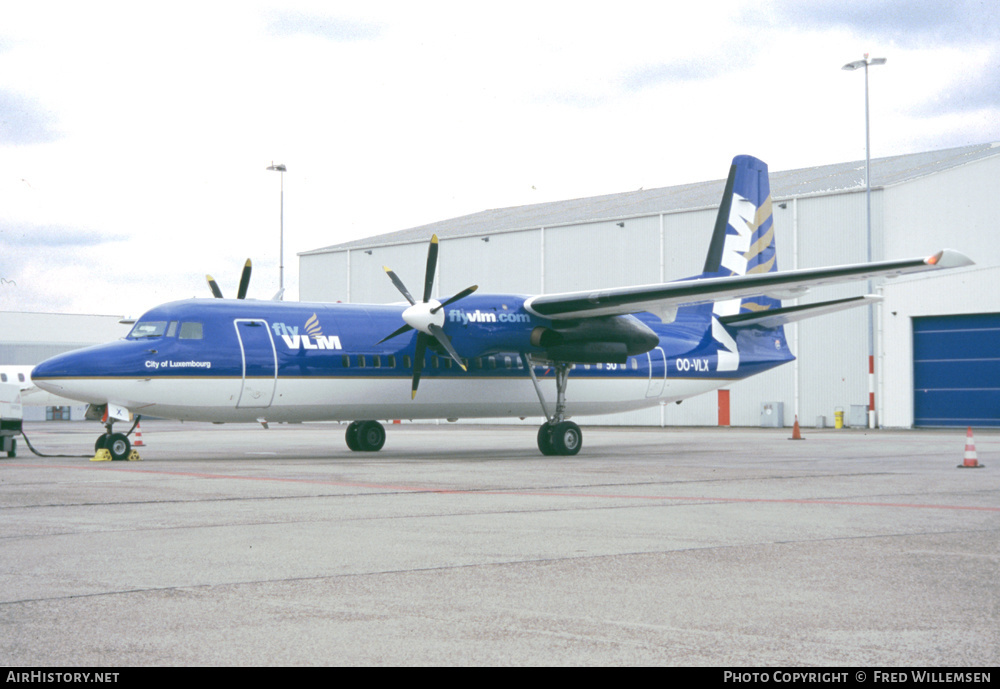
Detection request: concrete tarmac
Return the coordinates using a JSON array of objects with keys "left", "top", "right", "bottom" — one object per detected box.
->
[{"left": 1, "top": 421, "right": 997, "bottom": 666}]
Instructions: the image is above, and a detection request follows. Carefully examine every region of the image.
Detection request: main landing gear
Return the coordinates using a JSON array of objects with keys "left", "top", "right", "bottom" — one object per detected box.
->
[
  {"left": 345, "top": 420, "right": 386, "bottom": 452},
  {"left": 523, "top": 357, "right": 582, "bottom": 456}
]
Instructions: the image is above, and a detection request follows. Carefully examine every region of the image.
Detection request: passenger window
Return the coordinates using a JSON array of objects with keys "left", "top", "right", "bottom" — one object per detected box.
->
[
  {"left": 1, "top": 374, "right": 6, "bottom": 382},
  {"left": 373, "top": 355, "right": 382, "bottom": 368},
  {"left": 179, "top": 322, "right": 203, "bottom": 340},
  {"left": 403, "top": 355, "right": 412, "bottom": 369},
  {"left": 18, "top": 373, "right": 25, "bottom": 382},
  {"left": 358, "top": 355, "right": 366, "bottom": 368},
  {"left": 342, "top": 355, "right": 350, "bottom": 368},
  {"left": 387, "top": 355, "right": 396, "bottom": 368}
]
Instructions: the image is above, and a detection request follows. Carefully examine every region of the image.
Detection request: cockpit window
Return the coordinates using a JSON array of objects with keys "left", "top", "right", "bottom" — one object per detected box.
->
[
  {"left": 179, "top": 322, "right": 203, "bottom": 340},
  {"left": 128, "top": 321, "right": 167, "bottom": 339}
]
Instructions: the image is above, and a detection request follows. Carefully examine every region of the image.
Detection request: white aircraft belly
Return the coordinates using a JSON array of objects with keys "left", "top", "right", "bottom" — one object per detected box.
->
[{"left": 62, "top": 374, "right": 730, "bottom": 423}]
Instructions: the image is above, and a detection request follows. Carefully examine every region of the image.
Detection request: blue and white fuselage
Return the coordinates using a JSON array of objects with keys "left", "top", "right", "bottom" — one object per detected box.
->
[{"left": 30, "top": 294, "right": 790, "bottom": 423}]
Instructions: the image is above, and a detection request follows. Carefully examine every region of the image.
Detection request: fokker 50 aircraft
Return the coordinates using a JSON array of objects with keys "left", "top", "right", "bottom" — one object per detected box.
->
[{"left": 31, "top": 155, "right": 972, "bottom": 459}]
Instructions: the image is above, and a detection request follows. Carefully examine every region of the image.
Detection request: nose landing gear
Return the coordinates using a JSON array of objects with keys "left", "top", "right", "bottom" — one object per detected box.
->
[{"left": 93, "top": 412, "right": 141, "bottom": 461}]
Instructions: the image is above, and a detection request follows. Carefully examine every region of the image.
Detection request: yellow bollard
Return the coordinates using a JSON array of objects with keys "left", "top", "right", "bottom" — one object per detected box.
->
[{"left": 834, "top": 407, "right": 844, "bottom": 429}]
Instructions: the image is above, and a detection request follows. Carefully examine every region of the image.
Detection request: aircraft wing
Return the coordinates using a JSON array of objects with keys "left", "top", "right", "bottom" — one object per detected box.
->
[{"left": 522, "top": 249, "right": 973, "bottom": 321}]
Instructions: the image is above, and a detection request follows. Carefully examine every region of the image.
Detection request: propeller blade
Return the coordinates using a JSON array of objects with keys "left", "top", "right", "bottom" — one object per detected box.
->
[
  {"left": 207, "top": 275, "right": 224, "bottom": 299},
  {"left": 376, "top": 322, "right": 414, "bottom": 345},
  {"left": 384, "top": 267, "right": 416, "bottom": 305},
  {"left": 412, "top": 332, "right": 428, "bottom": 399},
  {"left": 430, "top": 285, "right": 478, "bottom": 314},
  {"left": 427, "top": 323, "right": 467, "bottom": 371},
  {"left": 422, "top": 234, "right": 439, "bottom": 303},
  {"left": 237, "top": 259, "right": 252, "bottom": 299}
]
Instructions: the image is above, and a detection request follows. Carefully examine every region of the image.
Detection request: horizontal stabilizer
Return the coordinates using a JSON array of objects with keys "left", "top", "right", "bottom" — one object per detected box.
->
[{"left": 719, "top": 295, "right": 882, "bottom": 329}]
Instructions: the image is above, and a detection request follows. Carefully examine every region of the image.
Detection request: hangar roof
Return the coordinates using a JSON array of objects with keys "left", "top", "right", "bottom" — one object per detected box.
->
[{"left": 303, "top": 141, "right": 1000, "bottom": 255}]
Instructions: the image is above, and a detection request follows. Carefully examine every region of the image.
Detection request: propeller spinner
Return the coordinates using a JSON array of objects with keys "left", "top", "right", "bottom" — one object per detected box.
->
[
  {"left": 206, "top": 259, "right": 252, "bottom": 299},
  {"left": 377, "top": 235, "right": 478, "bottom": 398}
]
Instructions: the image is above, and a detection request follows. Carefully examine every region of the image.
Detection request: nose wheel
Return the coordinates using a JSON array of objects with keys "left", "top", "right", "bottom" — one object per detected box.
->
[{"left": 94, "top": 414, "right": 138, "bottom": 461}]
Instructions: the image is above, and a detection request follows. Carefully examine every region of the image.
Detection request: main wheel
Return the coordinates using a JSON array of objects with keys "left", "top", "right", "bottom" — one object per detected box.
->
[
  {"left": 537, "top": 424, "right": 557, "bottom": 455},
  {"left": 356, "top": 420, "right": 385, "bottom": 452},
  {"left": 550, "top": 421, "right": 582, "bottom": 456},
  {"left": 95, "top": 435, "right": 107, "bottom": 452},
  {"left": 106, "top": 433, "right": 131, "bottom": 461},
  {"left": 345, "top": 421, "right": 362, "bottom": 451}
]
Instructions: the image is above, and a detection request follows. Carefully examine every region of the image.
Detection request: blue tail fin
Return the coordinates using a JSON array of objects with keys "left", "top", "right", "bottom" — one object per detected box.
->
[{"left": 703, "top": 155, "right": 781, "bottom": 316}]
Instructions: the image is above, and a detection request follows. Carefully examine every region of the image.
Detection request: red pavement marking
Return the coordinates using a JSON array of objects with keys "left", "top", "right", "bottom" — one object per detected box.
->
[{"left": 5, "top": 462, "right": 999, "bottom": 513}]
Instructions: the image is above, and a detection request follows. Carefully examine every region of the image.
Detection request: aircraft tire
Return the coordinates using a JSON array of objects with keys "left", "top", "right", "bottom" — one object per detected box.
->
[
  {"left": 537, "top": 424, "right": 558, "bottom": 455},
  {"left": 551, "top": 421, "right": 582, "bottom": 456},
  {"left": 106, "top": 433, "right": 131, "bottom": 461},
  {"left": 95, "top": 435, "right": 107, "bottom": 452},
  {"left": 356, "top": 421, "right": 385, "bottom": 452},
  {"left": 345, "top": 421, "right": 362, "bottom": 451}
]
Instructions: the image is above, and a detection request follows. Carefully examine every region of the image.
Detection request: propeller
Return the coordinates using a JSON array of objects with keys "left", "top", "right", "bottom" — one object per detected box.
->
[
  {"left": 206, "top": 259, "right": 252, "bottom": 299},
  {"left": 377, "top": 235, "right": 478, "bottom": 398}
]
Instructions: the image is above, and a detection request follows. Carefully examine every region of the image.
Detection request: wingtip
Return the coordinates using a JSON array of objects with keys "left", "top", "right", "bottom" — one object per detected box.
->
[{"left": 926, "top": 249, "right": 974, "bottom": 269}]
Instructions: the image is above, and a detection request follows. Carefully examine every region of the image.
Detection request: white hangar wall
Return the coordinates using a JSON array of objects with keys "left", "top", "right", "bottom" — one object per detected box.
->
[{"left": 299, "top": 144, "right": 1000, "bottom": 428}]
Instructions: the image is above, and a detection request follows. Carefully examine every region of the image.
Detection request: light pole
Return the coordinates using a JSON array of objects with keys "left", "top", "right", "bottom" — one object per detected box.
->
[
  {"left": 267, "top": 162, "right": 287, "bottom": 296},
  {"left": 842, "top": 54, "right": 885, "bottom": 429}
]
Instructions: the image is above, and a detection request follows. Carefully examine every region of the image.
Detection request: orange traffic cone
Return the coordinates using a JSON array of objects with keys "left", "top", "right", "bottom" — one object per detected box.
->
[
  {"left": 789, "top": 415, "right": 804, "bottom": 440},
  {"left": 133, "top": 422, "right": 145, "bottom": 447},
  {"left": 958, "top": 426, "right": 983, "bottom": 469}
]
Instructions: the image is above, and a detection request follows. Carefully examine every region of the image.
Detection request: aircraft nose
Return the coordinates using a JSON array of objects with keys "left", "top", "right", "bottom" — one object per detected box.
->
[{"left": 31, "top": 352, "right": 74, "bottom": 392}]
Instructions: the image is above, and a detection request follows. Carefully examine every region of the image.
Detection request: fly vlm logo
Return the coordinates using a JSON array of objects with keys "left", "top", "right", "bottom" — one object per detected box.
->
[
  {"left": 448, "top": 309, "right": 531, "bottom": 325},
  {"left": 271, "top": 313, "right": 342, "bottom": 350}
]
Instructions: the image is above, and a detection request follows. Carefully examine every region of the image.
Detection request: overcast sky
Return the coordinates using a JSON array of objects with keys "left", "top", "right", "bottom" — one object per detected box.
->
[{"left": 2, "top": 1, "right": 998, "bottom": 317}]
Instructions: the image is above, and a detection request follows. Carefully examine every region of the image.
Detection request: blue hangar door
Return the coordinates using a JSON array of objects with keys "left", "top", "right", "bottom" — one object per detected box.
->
[{"left": 913, "top": 313, "right": 1000, "bottom": 427}]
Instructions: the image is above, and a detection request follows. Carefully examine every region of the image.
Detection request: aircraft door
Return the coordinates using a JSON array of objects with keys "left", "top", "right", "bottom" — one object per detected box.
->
[
  {"left": 234, "top": 319, "right": 277, "bottom": 408},
  {"left": 645, "top": 346, "right": 666, "bottom": 398}
]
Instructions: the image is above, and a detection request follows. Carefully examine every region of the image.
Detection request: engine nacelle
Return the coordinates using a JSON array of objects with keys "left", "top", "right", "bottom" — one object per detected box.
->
[{"left": 529, "top": 315, "right": 658, "bottom": 363}]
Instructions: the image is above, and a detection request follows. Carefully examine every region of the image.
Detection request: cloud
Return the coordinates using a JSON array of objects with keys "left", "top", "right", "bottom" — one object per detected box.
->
[
  {"left": 768, "top": 0, "right": 1000, "bottom": 46},
  {"left": 0, "top": 90, "right": 59, "bottom": 145},
  {"left": 267, "top": 11, "right": 383, "bottom": 42},
  {"left": 0, "top": 223, "right": 126, "bottom": 249},
  {"left": 913, "top": 48, "right": 1000, "bottom": 114},
  {"left": 622, "top": 58, "right": 730, "bottom": 93}
]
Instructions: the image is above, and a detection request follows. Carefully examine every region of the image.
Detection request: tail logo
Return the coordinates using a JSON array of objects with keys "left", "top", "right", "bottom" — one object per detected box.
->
[{"left": 711, "top": 190, "right": 774, "bottom": 372}]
